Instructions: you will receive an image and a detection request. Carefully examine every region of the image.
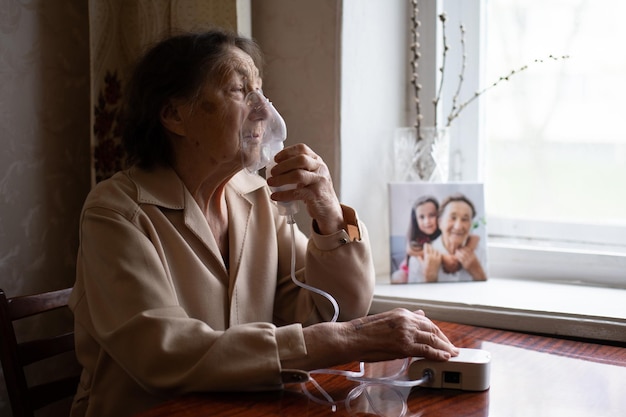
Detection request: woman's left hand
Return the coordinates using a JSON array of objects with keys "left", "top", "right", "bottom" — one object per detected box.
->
[{"left": 267, "top": 144, "right": 344, "bottom": 234}]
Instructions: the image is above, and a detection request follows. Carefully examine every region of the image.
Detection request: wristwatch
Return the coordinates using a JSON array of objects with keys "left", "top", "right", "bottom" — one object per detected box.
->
[{"left": 341, "top": 205, "right": 362, "bottom": 243}]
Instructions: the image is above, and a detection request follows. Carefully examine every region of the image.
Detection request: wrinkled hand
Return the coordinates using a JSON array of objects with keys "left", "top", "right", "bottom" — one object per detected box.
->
[
  {"left": 419, "top": 243, "right": 442, "bottom": 282},
  {"left": 346, "top": 308, "right": 459, "bottom": 362},
  {"left": 284, "top": 308, "right": 459, "bottom": 372},
  {"left": 266, "top": 144, "right": 343, "bottom": 234}
]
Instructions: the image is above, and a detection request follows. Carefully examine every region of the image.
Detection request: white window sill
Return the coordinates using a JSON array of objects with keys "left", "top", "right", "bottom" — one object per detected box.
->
[
  {"left": 487, "top": 238, "right": 626, "bottom": 288},
  {"left": 371, "top": 276, "right": 626, "bottom": 344}
]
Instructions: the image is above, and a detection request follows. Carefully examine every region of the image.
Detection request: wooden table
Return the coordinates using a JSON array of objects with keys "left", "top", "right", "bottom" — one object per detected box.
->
[{"left": 136, "top": 321, "right": 626, "bottom": 417}]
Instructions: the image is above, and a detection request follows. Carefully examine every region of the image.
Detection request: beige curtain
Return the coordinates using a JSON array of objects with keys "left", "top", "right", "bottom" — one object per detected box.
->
[{"left": 89, "top": 0, "right": 250, "bottom": 184}]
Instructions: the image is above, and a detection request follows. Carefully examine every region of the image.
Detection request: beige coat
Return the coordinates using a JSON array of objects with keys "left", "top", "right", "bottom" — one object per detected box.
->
[{"left": 69, "top": 166, "right": 375, "bottom": 417}]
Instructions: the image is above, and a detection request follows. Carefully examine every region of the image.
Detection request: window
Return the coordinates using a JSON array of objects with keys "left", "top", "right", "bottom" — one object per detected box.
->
[
  {"left": 341, "top": 0, "right": 626, "bottom": 287},
  {"left": 486, "top": 0, "right": 626, "bottom": 225},
  {"left": 341, "top": 0, "right": 625, "bottom": 342},
  {"left": 483, "top": 0, "right": 626, "bottom": 287}
]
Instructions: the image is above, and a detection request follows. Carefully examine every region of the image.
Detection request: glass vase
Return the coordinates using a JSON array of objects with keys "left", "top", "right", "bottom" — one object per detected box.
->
[{"left": 392, "top": 127, "right": 450, "bottom": 182}]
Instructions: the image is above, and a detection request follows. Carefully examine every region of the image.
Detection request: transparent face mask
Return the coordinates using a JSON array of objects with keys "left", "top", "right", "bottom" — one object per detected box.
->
[{"left": 240, "top": 89, "right": 287, "bottom": 173}]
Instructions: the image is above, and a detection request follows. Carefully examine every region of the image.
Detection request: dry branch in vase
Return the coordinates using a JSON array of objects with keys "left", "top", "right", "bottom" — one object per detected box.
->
[{"left": 409, "top": 1, "right": 569, "bottom": 142}]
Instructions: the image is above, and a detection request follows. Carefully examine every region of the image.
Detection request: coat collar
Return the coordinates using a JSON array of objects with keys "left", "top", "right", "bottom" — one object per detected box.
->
[
  {"left": 127, "top": 165, "right": 266, "bottom": 210},
  {"left": 129, "top": 165, "right": 186, "bottom": 209},
  {"left": 127, "top": 165, "right": 268, "bottom": 276}
]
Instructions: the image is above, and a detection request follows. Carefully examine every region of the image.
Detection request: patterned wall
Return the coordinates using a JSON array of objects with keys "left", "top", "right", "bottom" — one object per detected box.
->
[{"left": 0, "top": 1, "right": 90, "bottom": 415}]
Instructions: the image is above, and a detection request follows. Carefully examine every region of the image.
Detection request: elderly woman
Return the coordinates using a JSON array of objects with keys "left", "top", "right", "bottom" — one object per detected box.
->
[
  {"left": 69, "top": 30, "right": 458, "bottom": 417},
  {"left": 408, "top": 193, "right": 486, "bottom": 282}
]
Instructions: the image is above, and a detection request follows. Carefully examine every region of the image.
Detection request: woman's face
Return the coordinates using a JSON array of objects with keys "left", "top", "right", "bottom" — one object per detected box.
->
[
  {"left": 173, "top": 47, "right": 263, "bottom": 171},
  {"left": 439, "top": 201, "right": 473, "bottom": 250},
  {"left": 415, "top": 201, "right": 438, "bottom": 235}
]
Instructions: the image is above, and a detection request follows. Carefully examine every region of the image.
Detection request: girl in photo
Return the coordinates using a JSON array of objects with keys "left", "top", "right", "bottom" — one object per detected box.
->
[{"left": 392, "top": 196, "right": 444, "bottom": 283}]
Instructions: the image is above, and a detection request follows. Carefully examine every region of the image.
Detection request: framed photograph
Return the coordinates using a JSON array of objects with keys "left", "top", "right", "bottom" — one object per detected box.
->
[{"left": 388, "top": 182, "right": 488, "bottom": 284}]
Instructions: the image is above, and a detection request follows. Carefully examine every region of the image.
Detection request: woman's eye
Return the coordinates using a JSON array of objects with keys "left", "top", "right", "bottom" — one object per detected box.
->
[{"left": 230, "top": 86, "right": 245, "bottom": 96}]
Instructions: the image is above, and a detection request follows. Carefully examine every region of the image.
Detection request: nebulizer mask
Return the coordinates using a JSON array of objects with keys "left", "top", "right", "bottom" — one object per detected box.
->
[
  {"left": 240, "top": 89, "right": 298, "bottom": 217},
  {"left": 240, "top": 89, "right": 286, "bottom": 174}
]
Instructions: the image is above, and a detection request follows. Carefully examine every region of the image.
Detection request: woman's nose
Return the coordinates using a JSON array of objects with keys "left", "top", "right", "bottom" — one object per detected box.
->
[{"left": 246, "top": 91, "right": 270, "bottom": 121}]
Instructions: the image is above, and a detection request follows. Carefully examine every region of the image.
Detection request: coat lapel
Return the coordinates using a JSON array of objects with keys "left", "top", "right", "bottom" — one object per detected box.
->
[{"left": 130, "top": 166, "right": 224, "bottom": 270}]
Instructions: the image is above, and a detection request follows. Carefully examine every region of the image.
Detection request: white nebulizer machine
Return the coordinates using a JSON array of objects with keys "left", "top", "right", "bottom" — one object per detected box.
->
[{"left": 240, "top": 89, "right": 298, "bottom": 217}]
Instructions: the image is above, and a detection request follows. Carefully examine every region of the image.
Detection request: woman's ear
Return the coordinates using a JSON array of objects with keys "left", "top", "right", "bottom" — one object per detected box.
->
[{"left": 160, "top": 101, "right": 186, "bottom": 136}]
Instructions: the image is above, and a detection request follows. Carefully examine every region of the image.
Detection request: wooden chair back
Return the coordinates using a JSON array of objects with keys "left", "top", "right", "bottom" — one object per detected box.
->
[{"left": 0, "top": 287, "right": 80, "bottom": 417}]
